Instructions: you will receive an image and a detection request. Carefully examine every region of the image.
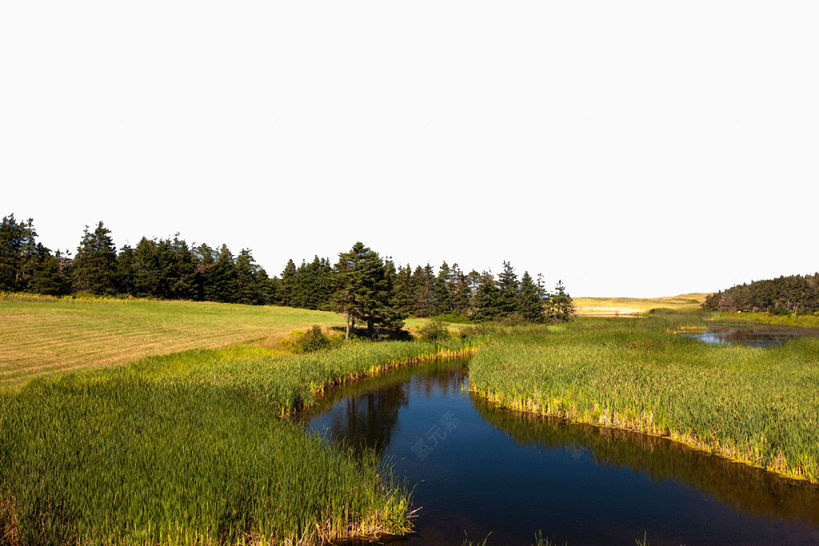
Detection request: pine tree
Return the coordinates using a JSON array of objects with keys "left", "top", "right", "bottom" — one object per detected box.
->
[
  {"left": 393, "top": 265, "right": 416, "bottom": 316},
  {"left": 433, "top": 261, "right": 453, "bottom": 315},
  {"left": 71, "top": 221, "right": 118, "bottom": 295},
  {"left": 193, "top": 243, "right": 217, "bottom": 301},
  {"left": 235, "top": 249, "right": 262, "bottom": 305},
  {"left": 548, "top": 280, "right": 575, "bottom": 322},
  {"left": 0, "top": 215, "right": 28, "bottom": 291},
  {"left": 497, "top": 261, "right": 519, "bottom": 316},
  {"left": 472, "top": 271, "right": 500, "bottom": 322},
  {"left": 450, "top": 263, "right": 472, "bottom": 315},
  {"left": 334, "top": 242, "right": 405, "bottom": 340},
  {"left": 206, "top": 245, "right": 238, "bottom": 303},
  {"left": 516, "top": 271, "right": 545, "bottom": 322},
  {"left": 116, "top": 245, "right": 137, "bottom": 295},
  {"left": 133, "top": 237, "right": 161, "bottom": 297},
  {"left": 168, "top": 236, "right": 196, "bottom": 300},
  {"left": 413, "top": 264, "right": 435, "bottom": 317},
  {"left": 24, "top": 243, "right": 64, "bottom": 295},
  {"left": 279, "top": 259, "right": 297, "bottom": 306}
]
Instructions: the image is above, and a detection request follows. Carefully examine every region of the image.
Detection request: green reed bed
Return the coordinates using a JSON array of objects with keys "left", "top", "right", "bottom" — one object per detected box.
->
[
  {"left": 0, "top": 338, "right": 473, "bottom": 544},
  {"left": 469, "top": 315, "right": 819, "bottom": 483}
]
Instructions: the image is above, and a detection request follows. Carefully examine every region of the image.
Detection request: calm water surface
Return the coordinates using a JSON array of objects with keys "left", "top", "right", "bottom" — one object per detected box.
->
[
  {"left": 684, "top": 322, "right": 819, "bottom": 347},
  {"left": 304, "top": 359, "right": 819, "bottom": 545}
]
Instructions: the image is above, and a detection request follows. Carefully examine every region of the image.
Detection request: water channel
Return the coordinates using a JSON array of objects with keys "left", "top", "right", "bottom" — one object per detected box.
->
[{"left": 304, "top": 358, "right": 819, "bottom": 545}]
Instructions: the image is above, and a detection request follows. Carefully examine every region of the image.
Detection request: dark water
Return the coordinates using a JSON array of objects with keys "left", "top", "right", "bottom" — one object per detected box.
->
[
  {"left": 684, "top": 322, "right": 819, "bottom": 347},
  {"left": 304, "top": 359, "right": 819, "bottom": 545}
]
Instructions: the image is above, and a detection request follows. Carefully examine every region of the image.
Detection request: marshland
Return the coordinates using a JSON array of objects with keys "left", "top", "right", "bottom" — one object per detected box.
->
[{"left": 1, "top": 216, "right": 818, "bottom": 544}]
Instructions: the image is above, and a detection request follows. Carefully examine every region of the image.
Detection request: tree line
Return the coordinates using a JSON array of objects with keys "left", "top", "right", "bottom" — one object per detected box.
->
[
  {"left": 702, "top": 273, "right": 819, "bottom": 314},
  {"left": 1, "top": 215, "right": 574, "bottom": 334}
]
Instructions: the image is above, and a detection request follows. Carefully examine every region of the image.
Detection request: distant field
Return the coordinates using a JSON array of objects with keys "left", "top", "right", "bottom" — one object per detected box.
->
[
  {"left": 0, "top": 294, "right": 345, "bottom": 385},
  {"left": 574, "top": 293, "right": 709, "bottom": 316}
]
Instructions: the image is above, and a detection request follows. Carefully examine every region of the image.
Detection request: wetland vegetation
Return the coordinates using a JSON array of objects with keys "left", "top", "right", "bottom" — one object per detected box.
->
[
  {"left": 2, "top": 212, "right": 818, "bottom": 543},
  {"left": 469, "top": 314, "right": 819, "bottom": 483}
]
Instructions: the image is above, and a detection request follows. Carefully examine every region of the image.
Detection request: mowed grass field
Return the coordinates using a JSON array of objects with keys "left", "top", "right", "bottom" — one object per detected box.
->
[
  {"left": 0, "top": 294, "right": 345, "bottom": 385},
  {"left": 573, "top": 293, "right": 709, "bottom": 316}
]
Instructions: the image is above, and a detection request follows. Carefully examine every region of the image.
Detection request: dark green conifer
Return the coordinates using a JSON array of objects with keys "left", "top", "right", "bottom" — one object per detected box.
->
[
  {"left": 71, "top": 221, "right": 118, "bottom": 295},
  {"left": 516, "top": 271, "right": 545, "bottom": 322}
]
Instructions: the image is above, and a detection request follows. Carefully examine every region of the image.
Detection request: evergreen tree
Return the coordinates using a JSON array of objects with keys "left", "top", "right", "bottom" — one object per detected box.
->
[
  {"left": 168, "top": 236, "right": 196, "bottom": 300},
  {"left": 16, "top": 219, "right": 41, "bottom": 291},
  {"left": 133, "top": 237, "right": 161, "bottom": 297},
  {"left": 279, "top": 259, "right": 297, "bottom": 306},
  {"left": 393, "top": 264, "right": 416, "bottom": 316},
  {"left": 516, "top": 271, "right": 545, "bottom": 322},
  {"left": 412, "top": 264, "right": 435, "bottom": 317},
  {"left": 0, "top": 215, "right": 36, "bottom": 291},
  {"left": 0, "top": 214, "right": 24, "bottom": 291},
  {"left": 116, "top": 245, "right": 137, "bottom": 295},
  {"left": 548, "top": 280, "right": 575, "bottom": 322},
  {"left": 472, "top": 271, "right": 500, "bottom": 322},
  {"left": 205, "top": 245, "right": 238, "bottom": 303},
  {"left": 193, "top": 243, "right": 217, "bottom": 301},
  {"left": 71, "top": 221, "right": 117, "bottom": 295},
  {"left": 433, "top": 262, "right": 453, "bottom": 315},
  {"left": 450, "top": 264, "right": 472, "bottom": 315},
  {"left": 25, "top": 243, "right": 64, "bottom": 295},
  {"left": 497, "top": 261, "right": 519, "bottom": 316},
  {"left": 235, "top": 249, "right": 263, "bottom": 305},
  {"left": 334, "top": 242, "right": 405, "bottom": 340}
]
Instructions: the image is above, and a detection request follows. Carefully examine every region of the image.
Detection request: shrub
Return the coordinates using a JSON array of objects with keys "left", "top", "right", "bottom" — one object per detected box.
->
[
  {"left": 418, "top": 320, "right": 450, "bottom": 342},
  {"left": 296, "top": 325, "right": 333, "bottom": 353}
]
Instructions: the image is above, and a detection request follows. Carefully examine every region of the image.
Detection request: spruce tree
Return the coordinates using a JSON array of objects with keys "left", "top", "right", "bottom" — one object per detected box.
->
[
  {"left": 168, "top": 236, "right": 196, "bottom": 300},
  {"left": 471, "top": 271, "right": 500, "bottom": 322},
  {"left": 334, "top": 242, "right": 405, "bottom": 340},
  {"left": 235, "top": 249, "right": 262, "bottom": 305},
  {"left": 450, "top": 264, "right": 472, "bottom": 315},
  {"left": 206, "top": 245, "right": 238, "bottom": 303},
  {"left": 393, "top": 264, "right": 416, "bottom": 316},
  {"left": 116, "top": 245, "right": 137, "bottom": 295},
  {"left": 71, "top": 221, "right": 118, "bottom": 295},
  {"left": 548, "top": 280, "right": 575, "bottom": 322},
  {"left": 25, "top": 243, "right": 64, "bottom": 295},
  {"left": 433, "top": 261, "right": 453, "bottom": 315},
  {"left": 0, "top": 215, "right": 28, "bottom": 291},
  {"left": 279, "top": 259, "right": 297, "bottom": 306},
  {"left": 516, "top": 271, "right": 545, "bottom": 322},
  {"left": 412, "top": 264, "right": 435, "bottom": 317},
  {"left": 496, "top": 261, "right": 519, "bottom": 316}
]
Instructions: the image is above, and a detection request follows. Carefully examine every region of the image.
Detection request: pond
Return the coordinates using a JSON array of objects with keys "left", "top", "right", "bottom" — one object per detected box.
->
[
  {"left": 304, "top": 358, "right": 819, "bottom": 545},
  {"left": 683, "top": 322, "right": 819, "bottom": 347}
]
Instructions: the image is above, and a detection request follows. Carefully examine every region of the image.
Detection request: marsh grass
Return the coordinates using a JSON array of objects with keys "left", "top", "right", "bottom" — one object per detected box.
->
[
  {"left": 469, "top": 314, "right": 819, "bottom": 482},
  {"left": 0, "top": 339, "right": 475, "bottom": 544}
]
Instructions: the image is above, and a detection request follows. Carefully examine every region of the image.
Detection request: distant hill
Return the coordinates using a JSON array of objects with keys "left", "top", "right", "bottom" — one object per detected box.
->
[{"left": 573, "top": 293, "right": 710, "bottom": 316}]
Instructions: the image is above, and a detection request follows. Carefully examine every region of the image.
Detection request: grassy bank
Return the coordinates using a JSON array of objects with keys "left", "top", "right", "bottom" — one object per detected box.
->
[
  {"left": 717, "top": 311, "right": 819, "bottom": 329},
  {"left": 468, "top": 315, "right": 819, "bottom": 483},
  {"left": 0, "top": 294, "right": 346, "bottom": 385},
  {"left": 0, "top": 338, "right": 474, "bottom": 544}
]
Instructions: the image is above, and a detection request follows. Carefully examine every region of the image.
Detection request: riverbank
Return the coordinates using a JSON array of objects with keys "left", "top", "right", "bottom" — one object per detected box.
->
[
  {"left": 468, "top": 315, "right": 819, "bottom": 483},
  {"left": 0, "top": 338, "right": 474, "bottom": 544}
]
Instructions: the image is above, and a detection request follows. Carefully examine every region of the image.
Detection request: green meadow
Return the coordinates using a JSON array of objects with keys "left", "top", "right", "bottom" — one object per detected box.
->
[
  {"left": 0, "top": 294, "right": 346, "bottom": 385},
  {"left": 0, "top": 339, "right": 473, "bottom": 544},
  {"left": 469, "top": 314, "right": 819, "bottom": 483},
  {"left": 2, "top": 295, "right": 818, "bottom": 543}
]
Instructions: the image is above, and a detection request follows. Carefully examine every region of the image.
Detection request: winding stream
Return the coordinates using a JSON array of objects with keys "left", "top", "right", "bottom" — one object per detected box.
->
[{"left": 303, "top": 359, "right": 819, "bottom": 545}]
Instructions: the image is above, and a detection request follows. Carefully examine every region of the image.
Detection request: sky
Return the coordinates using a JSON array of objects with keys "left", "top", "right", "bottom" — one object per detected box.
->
[{"left": 1, "top": 1, "right": 817, "bottom": 297}]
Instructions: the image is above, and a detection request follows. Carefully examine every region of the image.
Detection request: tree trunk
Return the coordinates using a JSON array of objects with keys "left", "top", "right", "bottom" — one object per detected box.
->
[
  {"left": 367, "top": 319, "right": 374, "bottom": 339},
  {"left": 345, "top": 311, "right": 351, "bottom": 341}
]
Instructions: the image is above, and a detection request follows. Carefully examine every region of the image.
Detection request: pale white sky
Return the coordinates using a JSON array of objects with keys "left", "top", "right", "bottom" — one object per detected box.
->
[{"left": 1, "top": 1, "right": 817, "bottom": 296}]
